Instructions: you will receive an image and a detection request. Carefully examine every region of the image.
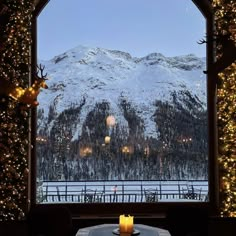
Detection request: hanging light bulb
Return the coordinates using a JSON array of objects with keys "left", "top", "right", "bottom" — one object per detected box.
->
[{"left": 105, "top": 136, "right": 111, "bottom": 144}]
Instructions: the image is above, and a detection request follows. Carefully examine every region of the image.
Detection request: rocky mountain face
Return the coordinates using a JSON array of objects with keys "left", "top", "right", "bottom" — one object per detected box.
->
[{"left": 37, "top": 45, "right": 208, "bottom": 181}]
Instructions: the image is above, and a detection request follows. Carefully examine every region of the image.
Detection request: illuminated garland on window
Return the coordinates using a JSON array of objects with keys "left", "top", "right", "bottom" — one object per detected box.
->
[
  {"left": 0, "top": 0, "right": 33, "bottom": 221},
  {"left": 0, "top": 0, "right": 235, "bottom": 221},
  {"left": 212, "top": 0, "right": 236, "bottom": 217}
]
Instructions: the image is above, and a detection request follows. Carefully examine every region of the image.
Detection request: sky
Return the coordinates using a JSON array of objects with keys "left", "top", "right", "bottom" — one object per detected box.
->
[{"left": 37, "top": 0, "right": 206, "bottom": 61}]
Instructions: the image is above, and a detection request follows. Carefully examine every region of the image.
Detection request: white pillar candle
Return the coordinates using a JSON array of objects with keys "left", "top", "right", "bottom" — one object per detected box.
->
[{"left": 119, "top": 215, "right": 134, "bottom": 233}]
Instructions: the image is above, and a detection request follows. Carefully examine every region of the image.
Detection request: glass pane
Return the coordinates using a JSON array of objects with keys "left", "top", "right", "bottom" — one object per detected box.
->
[{"left": 36, "top": 0, "right": 208, "bottom": 204}]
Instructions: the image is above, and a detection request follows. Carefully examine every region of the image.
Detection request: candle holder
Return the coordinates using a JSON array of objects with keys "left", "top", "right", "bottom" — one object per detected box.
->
[{"left": 112, "top": 229, "right": 140, "bottom": 236}]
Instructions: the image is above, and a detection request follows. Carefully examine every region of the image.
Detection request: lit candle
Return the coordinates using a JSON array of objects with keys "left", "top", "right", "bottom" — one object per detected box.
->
[{"left": 119, "top": 215, "right": 134, "bottom": 234}]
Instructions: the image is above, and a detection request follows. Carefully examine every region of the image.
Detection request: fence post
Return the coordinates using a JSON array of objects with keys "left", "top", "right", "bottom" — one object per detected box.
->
[
  {"left": 103, "top": 183, "right": 105, "bottom": 202},
  {"left": 45, "top": 185, "right": 48, "bottom": 202},
  {"left": 56, "top": 186, "right": 61, "bottom": 201},
  {"left": 178, "top": 183, "right": 181, "bottom": 198},
  {"left": 65, "top": 185, "right": 67, "bottom": 201},
  {"left": 103, "top": 182, "right": 105, "bottom": 194},
  {"left": 122, "top": 182, "right": 125, "bottom": 202},
  {"left": 159, "top": 183, "right": 162, "bottom": 200},
  {"left": 140, "top": 182, "right": 143, "bottom": 202}
]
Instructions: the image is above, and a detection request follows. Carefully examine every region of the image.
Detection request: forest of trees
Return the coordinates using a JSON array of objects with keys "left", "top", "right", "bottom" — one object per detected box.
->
[{"left": 36, "top": 90, "right": 208, "bottom": 181}]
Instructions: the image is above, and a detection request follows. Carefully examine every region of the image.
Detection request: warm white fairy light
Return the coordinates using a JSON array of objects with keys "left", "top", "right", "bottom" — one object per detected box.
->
[
  {"left": 213, "top": 0, "right": 236, "bottom": 217},
  {"left": 0, "top": 0, "right": 235, "bottom": 221},
  {"left": 0, "top": 0, "right": 33, "bottom": 221}
]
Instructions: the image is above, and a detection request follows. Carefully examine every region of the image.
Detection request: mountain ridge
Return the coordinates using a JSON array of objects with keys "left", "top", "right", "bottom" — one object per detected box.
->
[
  {"left": 36, "top": 45, "right": 208, "bottom": 181},
  {"left": 38, "top": 44, "right": 207, "bottom": 139}
]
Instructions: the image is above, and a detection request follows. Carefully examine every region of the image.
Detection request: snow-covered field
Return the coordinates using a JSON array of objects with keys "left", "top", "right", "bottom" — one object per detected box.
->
[{"left": 38, "top": 180, "right": 208, "bottom": 203}]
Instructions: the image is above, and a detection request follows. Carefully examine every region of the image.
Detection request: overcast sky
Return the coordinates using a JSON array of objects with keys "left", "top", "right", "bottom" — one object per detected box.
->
[{"left": 38, "top": 0, "right": 206, "bottom": 60}]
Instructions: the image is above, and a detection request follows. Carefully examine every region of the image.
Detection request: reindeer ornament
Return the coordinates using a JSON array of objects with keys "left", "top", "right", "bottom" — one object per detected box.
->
[{"left": 0, "top": 64, "right": 48, "bottom": 108}]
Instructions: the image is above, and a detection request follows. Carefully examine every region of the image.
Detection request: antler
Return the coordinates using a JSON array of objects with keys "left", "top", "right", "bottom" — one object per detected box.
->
[
  {"left": 36, "top": 64, "right": 48, "bottom": 80},
  {"left": 202, "top": 34, "right": 236, "bottom": 75},
  {"left": 197, "top": 33, "right": 232, "bottom": 45},
  {"left": 197, "top": 38, "right": 207, "bottom": 45}
]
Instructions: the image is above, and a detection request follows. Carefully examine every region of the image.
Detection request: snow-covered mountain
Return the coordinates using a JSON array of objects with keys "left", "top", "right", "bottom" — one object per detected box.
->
[
  {"left": 38, "top": 45, "right": 207, "bottom": 139},
  {"left": 37, "top": 45, "right": 208, "bottom": 181}
]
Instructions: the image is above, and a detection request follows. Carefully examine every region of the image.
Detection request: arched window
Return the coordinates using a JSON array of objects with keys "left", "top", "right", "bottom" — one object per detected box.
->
[{"left": 31, "top": 0, "right": 217, "bottom": 216}]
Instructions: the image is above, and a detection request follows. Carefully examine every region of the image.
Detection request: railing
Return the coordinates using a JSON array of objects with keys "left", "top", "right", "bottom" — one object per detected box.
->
[{"left": 37, "top": 180, "right": 208, "bottom": 203}]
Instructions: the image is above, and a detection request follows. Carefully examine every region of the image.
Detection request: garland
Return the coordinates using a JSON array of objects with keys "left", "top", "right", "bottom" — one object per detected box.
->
[
  {"left": 0, "top": 0, "right": 34, "bottom": 221},
  {"left": 213, "top": 0, "right": 236, "bottom": 217},
  {"left": 0, "top": 0, "right": 235, "bottom": 220}
]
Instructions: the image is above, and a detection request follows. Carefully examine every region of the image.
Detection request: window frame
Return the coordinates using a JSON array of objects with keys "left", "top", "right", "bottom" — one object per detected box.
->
[{"left": 30, "top": 0, "right": 218, "bottom": 217}]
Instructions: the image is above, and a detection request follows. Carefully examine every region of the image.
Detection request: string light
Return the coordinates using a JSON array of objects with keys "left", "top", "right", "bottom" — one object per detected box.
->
[
  {"left": 0, "top": 0, "right": 33, "bottom": 221},
  {"left": 0, "top": 0, "right": 235, "bottom": 221},
  {"left": 213, "top": 0, "right": 236, "bottom": 217}
]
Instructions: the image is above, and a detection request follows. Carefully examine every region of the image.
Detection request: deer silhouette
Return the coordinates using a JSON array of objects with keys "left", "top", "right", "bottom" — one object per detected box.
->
[{"left": 198, "top": 34, "right": 236, "bottom": 74}]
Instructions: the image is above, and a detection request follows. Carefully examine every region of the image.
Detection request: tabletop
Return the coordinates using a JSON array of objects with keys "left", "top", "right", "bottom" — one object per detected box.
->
[{"left": 76, "top": 224, "right": 171, "bottom": 236}]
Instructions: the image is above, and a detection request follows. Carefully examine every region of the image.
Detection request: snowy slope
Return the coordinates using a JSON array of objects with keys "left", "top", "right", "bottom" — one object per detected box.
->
[{"left": 38, "top": 45, "right": 207, "bottom": 138}]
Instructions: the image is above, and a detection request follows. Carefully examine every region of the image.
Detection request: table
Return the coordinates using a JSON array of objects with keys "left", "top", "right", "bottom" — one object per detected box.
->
[{"left": 76, "top": 224, "right": 171, "bottom": 236}]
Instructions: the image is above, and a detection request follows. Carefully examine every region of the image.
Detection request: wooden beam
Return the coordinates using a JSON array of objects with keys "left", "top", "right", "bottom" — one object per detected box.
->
[
  {"left": 33, "top": 0, "right": 49, "bottom": 17},
  {"left": 192, "top": 0, "right": 213, "bottom": 19}
]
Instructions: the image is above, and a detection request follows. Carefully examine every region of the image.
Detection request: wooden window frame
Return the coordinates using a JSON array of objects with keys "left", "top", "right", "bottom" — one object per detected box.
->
[{"left": 30, "top": 0, "right": 218, "bottom": 217}]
